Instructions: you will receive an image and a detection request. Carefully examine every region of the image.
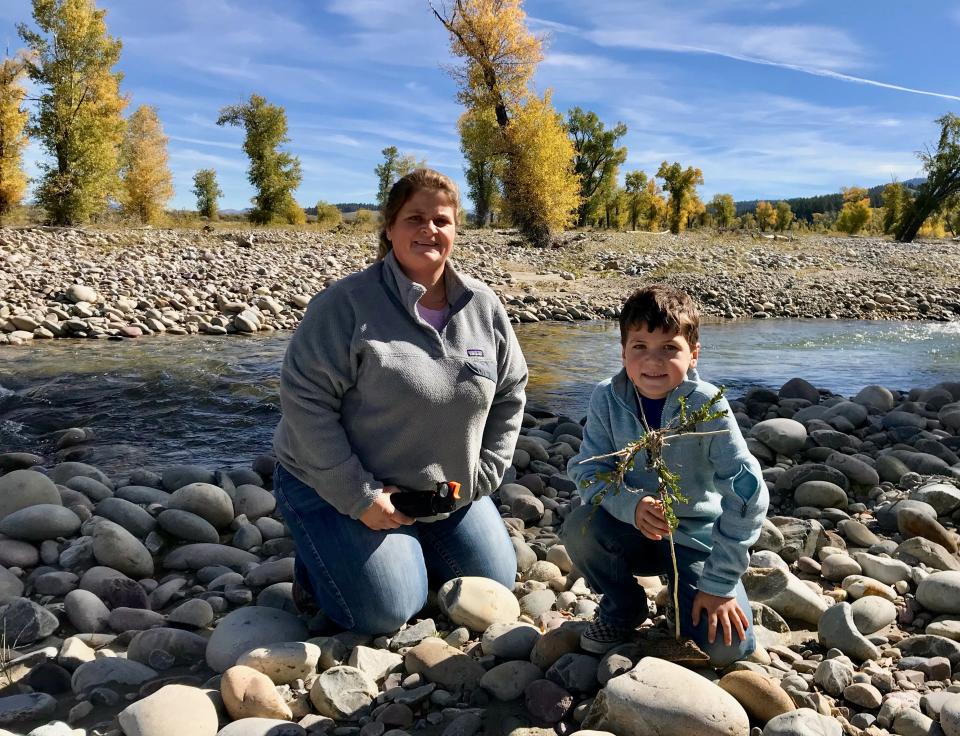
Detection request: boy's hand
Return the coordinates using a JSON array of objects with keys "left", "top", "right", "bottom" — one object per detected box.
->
[
  {"left": 635, "top": 496, "right": 671, "bottom": 540},
  {"left": 692, "top": 591, "right": 750, "bottom": 646}
]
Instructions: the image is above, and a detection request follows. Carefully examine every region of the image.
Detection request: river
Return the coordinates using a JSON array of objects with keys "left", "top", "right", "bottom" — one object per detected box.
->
[{"left": 1, "top": 319, "right": 958, "bottom": 475}]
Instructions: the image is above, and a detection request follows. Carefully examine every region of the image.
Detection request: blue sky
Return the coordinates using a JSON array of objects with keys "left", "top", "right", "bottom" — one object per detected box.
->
[{"left": 1, "top": 0, "right": 958, "bottom": 210}]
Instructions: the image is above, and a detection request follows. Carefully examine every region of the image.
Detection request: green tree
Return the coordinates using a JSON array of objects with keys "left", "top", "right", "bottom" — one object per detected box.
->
[
  {"left": 836, "top": 186, "right": 871, "bottom": 234},
  {"left": 754, "top": 201, "right": 776, "bottom": 231},
  {"left": 945, "top": 195, "right": 960, "bottom": 236},
  {"left": 0, "top": 54, "right": 30, "bottom": 223},
  {"left": 315, "top": 200, "right": 342, "bottom": 230},
  {"left": 433, "top": 0, "right": 580, "bottom": 246},
  {"left": 459, "top": 107, "right": 504, "bottom": 226},
  {"left": 896, "top": 113, "right": 960, "bottom": 242},
  {"left": 217, "top": 94, "right": 302, "bottom": 225},
  {"left": 568, "top": 107, "right": 627, "bottom": 227},
  {"left": 708, "top": 193, "right": 735, "bottom": 229},
  {"left": 374, "top": 146, "right": 423, "bottom": 208},
  {"left": 774, "top": 200, "right": 794, "bottom": 232},
  {"left": 624, "top": 170, "right": 648, "bottom": 231},
  {"left": 119, "top": 105, "right": 173, "bottom": 224},
  {"left": 18, "top": 0, "right": 127, "bottom": 224},
  {"left": 656, "top": 161, "right": 703, "bottom": 234},
  {"left": 881, "top": 182, "right": 908, "bottom": 235},
  {"left": 192, "top": 169, "right": 222, "bottom": 220}
]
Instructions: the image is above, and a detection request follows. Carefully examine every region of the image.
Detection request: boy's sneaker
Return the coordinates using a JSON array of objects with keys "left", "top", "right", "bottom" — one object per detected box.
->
[{"left": 580, "top": 615, "right": 632, "bottom": 654}]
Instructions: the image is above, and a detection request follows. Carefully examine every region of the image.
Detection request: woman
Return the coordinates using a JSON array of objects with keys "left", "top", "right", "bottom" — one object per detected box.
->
[{"left": 272, "top": 169, "right": 527, "bottom": 634}]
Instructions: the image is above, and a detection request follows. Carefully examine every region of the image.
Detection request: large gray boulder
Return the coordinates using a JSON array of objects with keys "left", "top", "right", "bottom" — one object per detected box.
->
[{"left": 583, "top": 657, "right": 749, "bottom": 735}]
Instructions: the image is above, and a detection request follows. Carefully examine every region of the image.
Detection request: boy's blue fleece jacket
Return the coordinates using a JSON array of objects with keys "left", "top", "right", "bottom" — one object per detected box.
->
[{"left": 567, "top": 368, "right": 769, "bottom": 598}]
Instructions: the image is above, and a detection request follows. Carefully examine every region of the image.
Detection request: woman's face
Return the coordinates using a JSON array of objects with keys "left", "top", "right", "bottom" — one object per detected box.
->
[{"left": 386, "top": 189, "right": 457, "bottom": 282}]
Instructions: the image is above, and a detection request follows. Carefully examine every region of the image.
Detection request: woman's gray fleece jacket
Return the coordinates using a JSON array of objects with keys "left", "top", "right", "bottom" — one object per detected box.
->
[{"left": 273, "top": 250, "right": 528, "bottom": 520}]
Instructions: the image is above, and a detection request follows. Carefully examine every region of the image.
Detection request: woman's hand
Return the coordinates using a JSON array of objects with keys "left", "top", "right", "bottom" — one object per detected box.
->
[
  {"left": 634, "top": 495, "right": 671, "bottom": 540},
  {"left": 692, "top": 591, "right": 750, "bottom": 646},
  {"left": 359, "top": 486, "right": 416, "bottom": 530}
]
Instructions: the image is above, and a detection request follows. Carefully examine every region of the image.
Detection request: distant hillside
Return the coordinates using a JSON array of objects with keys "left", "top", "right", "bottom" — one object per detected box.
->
[
  {"left": 735, "top": 178, "right": 925, "bottom": 221},
  {"left": 221, "top": 203, "right": 377, "bottom": 217}
]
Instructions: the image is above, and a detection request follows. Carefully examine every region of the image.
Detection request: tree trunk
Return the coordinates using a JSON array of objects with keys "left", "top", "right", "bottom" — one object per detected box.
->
[{"left": 896, "top": 196, "right": 940, "bottom": 242}]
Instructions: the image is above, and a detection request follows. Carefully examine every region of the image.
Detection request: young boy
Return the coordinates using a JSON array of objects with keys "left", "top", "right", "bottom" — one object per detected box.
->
[{"left": 562, "top": 284, "right": 768, "bottom": 666}]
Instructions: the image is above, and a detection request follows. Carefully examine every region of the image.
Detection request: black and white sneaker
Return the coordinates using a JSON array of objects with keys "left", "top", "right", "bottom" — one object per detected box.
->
[{"left": 580, "top": 615, "right": 632, "bottom": 654}]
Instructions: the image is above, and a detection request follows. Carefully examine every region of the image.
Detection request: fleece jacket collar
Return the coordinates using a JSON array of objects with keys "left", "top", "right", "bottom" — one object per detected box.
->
[
  {"left": 610, "top": 366, "right": 703, "bottom": 427},
  {"left": 381, "top": 250, "right": 472, "bottom": 320}
]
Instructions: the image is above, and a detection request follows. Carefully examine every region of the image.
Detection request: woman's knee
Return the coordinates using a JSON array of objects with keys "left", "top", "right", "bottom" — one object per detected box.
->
[{"left": 350, "top": 583, "right": 429, "bottom": 635}]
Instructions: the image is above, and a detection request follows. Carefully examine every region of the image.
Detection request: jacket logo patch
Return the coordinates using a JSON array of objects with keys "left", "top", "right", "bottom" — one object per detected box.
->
[{"left": 467, "top": 349, "right": 484, "bottom": 357}]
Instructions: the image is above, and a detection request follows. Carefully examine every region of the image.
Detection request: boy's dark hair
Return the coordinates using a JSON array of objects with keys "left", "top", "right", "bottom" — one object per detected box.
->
[{"left": 619, "top": 284, "right": 700, "bottom": 345}]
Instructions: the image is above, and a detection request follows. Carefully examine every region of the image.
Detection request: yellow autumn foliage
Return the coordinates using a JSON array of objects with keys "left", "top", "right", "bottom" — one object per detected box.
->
[
  {"left": 120, "top": 105, "right": 174, "bottom": 224},
  {"left": 0, "top": 56, "right": 29, "bottom": 222},
  {"left": 501, "top": 92, "right": 579, "bottom": 240}
]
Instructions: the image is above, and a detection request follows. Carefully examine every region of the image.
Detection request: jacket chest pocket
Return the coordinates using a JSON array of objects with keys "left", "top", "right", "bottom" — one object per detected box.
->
[{"left": 465, "top": 359, "right": 497, "bottom": 383}]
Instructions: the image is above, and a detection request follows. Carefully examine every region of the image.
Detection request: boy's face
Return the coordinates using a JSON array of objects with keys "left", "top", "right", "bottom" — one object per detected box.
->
[{"left": 621, "top": 324, "right": 700, "bottom": 399}]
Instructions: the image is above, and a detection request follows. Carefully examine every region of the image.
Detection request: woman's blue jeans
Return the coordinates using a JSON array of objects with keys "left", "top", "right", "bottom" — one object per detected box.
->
[
  {"left": 273, "top": 464, "right": 517, "bottom": 635},
  {"left": 561, "top": 502, "right": 755, "bottom": 667}
]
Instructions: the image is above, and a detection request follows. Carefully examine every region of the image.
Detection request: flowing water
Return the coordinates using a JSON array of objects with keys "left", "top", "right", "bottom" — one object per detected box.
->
[{"left": 0, "top": 319, "right": 957, "bottom": 475}]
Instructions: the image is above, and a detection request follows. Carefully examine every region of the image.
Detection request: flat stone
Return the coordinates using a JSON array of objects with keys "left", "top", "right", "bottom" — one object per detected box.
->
[
  {"left": 0, "top": 693, "right": 57, "bottom": 726},
  {"left": 818, "top": 602, "right": 880, "bottom": 662},
  {"left": 825, "top": 453, "right": 880, "bottom": 487},
  {"left": 911, "top": 483, "right": 960, "bottom": 516},
  {"left": 718, "top": 671, "right": 795, "bottom": 725},
  {"left": 919, "top": 571, "right": 960, "bottom": 614},
  {"left": 0, "top": 597, "right": 60, "bottom": 645},
  {"left": 309, "top": 665, "right": 377, "bottom": 720},
  {"left": 0, "top": 470, "right": 61, "bottom": 521},
  {"left": 895, "top": 635, "right": 960, "bottom": 668},
  {"left": 64, "top": 589, "right": 110, "bottom": 633},
  {"left": 836, "top": 519, "right": 882, "bottom": 547},
  {"left": 236, "top": 641, "right": 321, "bottom": 685},
  {"left": 347, "top": 645, "right": 403, "bottom": 683},
  {"left": 795, "top": 482, "right": 847, "bottom": 510},
  {"left": 404, "top": 638, "right": 485, "bottom": 690},
  {"left": 161, "top": 465, "right": 215, "bottom": 492},
  {"left": 762, "top": 708, "right": 842, "bottom": 735},
  {"left": 481, "top": 660, "right": 544, "bottom": 701},
  {"left": 206, "top": 606, "right": 308, "bottom": 672},
  {"left": 850, "top": 596, "right": 897, "bottom": 634},
  {"left": 118, "top": 683, "right": 219, "bottom": 736},
  {"left": 91, "top": 518, "right": 154, "bottom": 577},
  {"left": 128, "top": 627, "right": 209, "bottom": 667},
  {"left": 169, "top": 483, "right": 235, "bottom": 528},
  {"left": 437, "top": 576, "right": 521, "bottom": 631},
  {"left": 94, "top": 497, "right": 157, "bottom": 538},
  {"left": 216, "top": 718, "right": 305, "bottom": 736},
  {"left": 899, "top": 508, "right": 958, "bottom": 552},
  {"left": 849, "top": 551, "right": 911, "bottom": 585},
  {"left": 164, "top": 543, "right": 259, "bottom": 571},
  {"left": 0, "top": 504, "right": 80, "bottom": 541},
  {"left": 71, "top": 657, "right": 157, "bottom": 695},
  {"left": 583, "top": 656, "right": 749, "bottom": 735},
  {"left": 751, "top": 418, "right": 807, "bottom": 456},
  {"left": 221, "top": 665, "right": 292, "bottom": 720},
  {"left": 482, "top": 622, "right": 541, "bottom": 660},
  {"left": 894, "top": 536, "right": 960, "bottom": 572}
]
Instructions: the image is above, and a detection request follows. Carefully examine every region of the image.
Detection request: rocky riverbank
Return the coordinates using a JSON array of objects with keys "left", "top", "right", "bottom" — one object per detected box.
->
[
  {"left": 1, "top": 227, "right": 959, "bottom": 345},
  {"left": 0, "top": 377, "right": 960, "bottom": 735}
]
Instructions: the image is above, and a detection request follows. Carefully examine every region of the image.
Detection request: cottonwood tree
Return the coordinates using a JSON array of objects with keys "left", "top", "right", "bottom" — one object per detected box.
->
[
  {"left": 881, "top": 182, "right": 908, "bottom": 235},
  {"left": 836, "top": 187, "right": 871, "bottom": 234},
  {"left": 775, "top": 200, "right": 794, "bottom": 232},
  {"left": 708, "top": 193, "right": 735, "bottom": 229},
  {"left": 754, "top": 201, "right": 776, "bottom": 231},
  {"left": 656, "top": 161, "right": 703, "bottom": 234},
  {"left": 432, "top": 0, "right": 579, "bottom": 245},
  {"left": 500, "top": 91, "right": 579, "bottom": 239},
  {"left": 119, "top": 105, "right": 173, "bottom": 224},
  {"left": 192, "top": 169, "right": 222, "bottom": 220},
  {"left": 375, "top": 146, "right": 423, "bottom": 208},
  {"left": 0, "top": 54, "right": 30, "bottom": 223},
  {"left": 18, "top": 0, "right": 127, "bottom": 224},
  {"left": 896, "top": 113, "right": 960, "bottom": 243},
  {"left": 459, "top": 107, "right": 504, "bottom": 227},
  {"left": 217, "top": 94, "right": 302, "bottom": 225},
  {"left": 568, "top": 107, "right": 627, "bottom": 227}
]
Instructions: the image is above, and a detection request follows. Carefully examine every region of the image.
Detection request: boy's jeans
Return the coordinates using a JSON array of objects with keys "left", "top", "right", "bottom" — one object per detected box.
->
[
  {"left": 273, "top": 464, "right": 517, "bottom": 635},
  {"left": 561, "top": 502, "right": 755, "bottom": 667}
]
